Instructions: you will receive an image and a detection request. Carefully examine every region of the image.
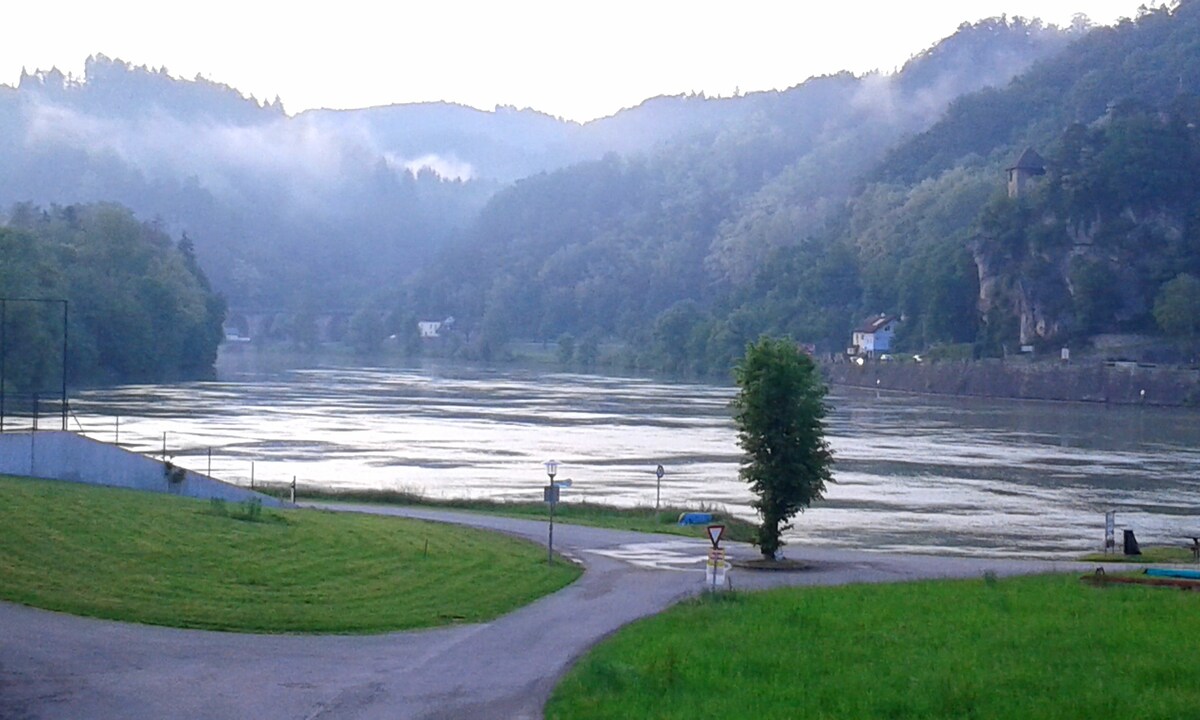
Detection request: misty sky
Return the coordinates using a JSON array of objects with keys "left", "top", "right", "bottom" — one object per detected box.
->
[{"left": 3, "top": 0, "right": 1151, "bottom": 122}]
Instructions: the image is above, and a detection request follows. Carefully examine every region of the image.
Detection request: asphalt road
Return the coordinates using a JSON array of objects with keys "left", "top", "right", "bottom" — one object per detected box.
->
[{"left": 1, "top": 504, "right": 1110, "bottom": 719}]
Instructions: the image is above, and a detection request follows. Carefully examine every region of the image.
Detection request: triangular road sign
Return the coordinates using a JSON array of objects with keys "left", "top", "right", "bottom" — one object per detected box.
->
[{"left": 707, "top": 524, "right": 725, "bottom": 548}]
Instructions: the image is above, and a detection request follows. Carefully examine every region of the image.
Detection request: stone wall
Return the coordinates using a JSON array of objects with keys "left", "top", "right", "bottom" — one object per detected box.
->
[
  {"left": 0, "top": 431, "right": 286, "bottom": 506},
  {"left": 825, "top": 360, "right": 1200, "bottom": 407}
]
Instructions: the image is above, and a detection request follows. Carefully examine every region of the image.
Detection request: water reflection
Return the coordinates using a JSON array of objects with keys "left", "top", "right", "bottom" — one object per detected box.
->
[{"left": 66, "top": 351, "right": 1200, "bottom": 558}]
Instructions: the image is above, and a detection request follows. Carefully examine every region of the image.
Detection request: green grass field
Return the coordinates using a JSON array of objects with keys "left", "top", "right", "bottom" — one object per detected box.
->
[
  {"left": 547, "top": 574, "right": 1200, "bottom": 719},
  {"left": 0, "top": 475, "right": 580, "bottom": 633}
]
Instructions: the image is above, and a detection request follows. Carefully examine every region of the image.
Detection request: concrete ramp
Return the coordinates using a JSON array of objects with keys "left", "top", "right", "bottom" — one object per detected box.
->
[{"left": 0, "top": 431, "right": 284, "bottom": 507}]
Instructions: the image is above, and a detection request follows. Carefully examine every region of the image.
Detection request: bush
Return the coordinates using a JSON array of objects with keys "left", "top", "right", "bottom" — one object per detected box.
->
[{"left": 234, "top": 497, "right": 263, "bottom": 522}]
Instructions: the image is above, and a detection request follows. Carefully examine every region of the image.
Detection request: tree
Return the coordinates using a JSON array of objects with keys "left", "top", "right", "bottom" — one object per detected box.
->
[
  {"left": 556, "top": 333, "right": 576, "bottom": 366},
  {"left": 348, "top": 307, "right": 386, "bottom": 355},
  {"left": 732, "top": 337, "right": 834, "bottom": 559},
  {"left": 1154, "top": 273, "right": 1200, "bottom": 355}
]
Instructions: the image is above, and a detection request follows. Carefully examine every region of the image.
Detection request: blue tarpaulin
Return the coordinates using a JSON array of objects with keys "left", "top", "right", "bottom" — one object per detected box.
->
[
  {"left": 678, "top": 512, "right": 713, "bottom": 525},
  {"left": 1145, "top": 568, "right": 1200, "bottom": 580}
]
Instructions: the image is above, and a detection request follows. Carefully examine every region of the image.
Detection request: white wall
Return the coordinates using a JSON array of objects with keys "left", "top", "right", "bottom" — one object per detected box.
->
[{"left": 0, "top": 431, "right": 285, "bottom": 506}]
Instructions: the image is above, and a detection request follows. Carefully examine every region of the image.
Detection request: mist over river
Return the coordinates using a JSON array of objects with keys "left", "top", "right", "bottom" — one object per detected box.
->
[{"left": 66, "top": 349, "right": 1200, "bottom": 558}]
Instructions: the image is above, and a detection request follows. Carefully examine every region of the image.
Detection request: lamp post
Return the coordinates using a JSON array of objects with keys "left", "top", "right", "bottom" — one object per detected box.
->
[{"left": 545, "top": 459, "right": 559, "bottom": 565}]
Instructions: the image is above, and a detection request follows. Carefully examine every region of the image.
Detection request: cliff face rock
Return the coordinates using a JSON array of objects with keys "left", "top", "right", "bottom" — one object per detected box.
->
[
  {"left": 972, "top": 227, "right": 1069, "bottom": 347},
  {"left": 974, "top": 206, "right": 1189, "bottom": 348}
]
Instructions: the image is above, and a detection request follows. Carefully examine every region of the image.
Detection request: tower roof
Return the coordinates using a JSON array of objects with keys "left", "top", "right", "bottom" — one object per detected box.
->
[{"left": 1007, "top": 147, "right": 1046, "bottom": 172}]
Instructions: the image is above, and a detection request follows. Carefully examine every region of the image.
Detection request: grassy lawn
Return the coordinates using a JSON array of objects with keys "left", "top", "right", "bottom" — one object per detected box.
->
[
  {"left": 0, "top": 475, "right": 580, "bottom": 633},
  {"left": 1079, "top": 545, "right": 1198, "bottom": 564},
  {"left": 547, "top": 574, "right": 1200, "bottom": 719},
  {"left": 279, "top": 486, "right": 760, "bottom": 544}
]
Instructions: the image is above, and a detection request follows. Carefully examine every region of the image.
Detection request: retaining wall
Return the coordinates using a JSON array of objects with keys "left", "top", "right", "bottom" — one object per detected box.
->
[
  {"left": 0, "top": 431, "right": 285, "bottom": 506},
  {"left": 825, "top": 360, "right": 1200, "bottom": 407}
]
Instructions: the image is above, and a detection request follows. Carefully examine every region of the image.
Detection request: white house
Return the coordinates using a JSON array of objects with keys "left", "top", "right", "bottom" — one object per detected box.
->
[
  {"left": 417, "top": 316, "right": 455, "bottom": 339},
  {"left": 851, "top": 314, "right": 899, "bottom": 358}
]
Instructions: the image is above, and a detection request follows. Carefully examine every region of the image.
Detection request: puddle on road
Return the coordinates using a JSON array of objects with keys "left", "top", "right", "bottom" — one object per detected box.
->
[{"left": 586, "top": 540, "right": 711, "bottom": 571}]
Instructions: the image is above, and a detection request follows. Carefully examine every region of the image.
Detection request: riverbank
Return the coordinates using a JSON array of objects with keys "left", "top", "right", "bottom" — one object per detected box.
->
[
  {"left": 825, "top": 359, "right": 1200, "bottom": 407},
  {"left": 262, "top": 485, "right": 759, "bottom": 544}
]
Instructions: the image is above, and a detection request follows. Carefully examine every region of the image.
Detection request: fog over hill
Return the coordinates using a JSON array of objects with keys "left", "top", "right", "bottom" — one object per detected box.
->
[{"left": 0, "top": 17, "right": 1076, "bottom": 312}]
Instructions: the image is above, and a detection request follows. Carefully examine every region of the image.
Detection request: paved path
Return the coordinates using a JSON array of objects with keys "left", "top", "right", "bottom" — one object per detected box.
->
[{"left": 1, "top": 504, "right": 1110, "bottom": 719}]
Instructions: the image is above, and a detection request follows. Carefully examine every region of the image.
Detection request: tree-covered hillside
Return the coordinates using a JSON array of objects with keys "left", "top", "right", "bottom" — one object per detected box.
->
[
  {"left": 9, "top": 7, "right": 1199, "bottom": 380},
  {"left": 841, "top": 1, "right": 1200, "bottom": 357},
  {"left": 0, "top": 19, "right": 1071, "bottom": 319},
  {"left": 383, "top": 16, "right": 1082, "bottom": 367},
  {"left": 0, "top": 203, "right": 225, "bottom": 391}
]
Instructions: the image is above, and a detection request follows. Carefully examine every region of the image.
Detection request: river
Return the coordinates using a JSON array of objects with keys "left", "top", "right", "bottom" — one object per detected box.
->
[{"left": 62, "top": 349, "right": 1200, "bottom": 558}]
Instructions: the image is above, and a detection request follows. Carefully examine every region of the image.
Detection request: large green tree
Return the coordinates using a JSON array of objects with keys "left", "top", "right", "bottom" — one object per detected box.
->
[
  {"left": 732, "top": 337, "right": 834, "bottom": 559},
  {"left": 1154, "top": 273, "right": 1200, "bottom": 354},
  {"left": 1, "top": 203, "right": 225, "bottom": 389}
]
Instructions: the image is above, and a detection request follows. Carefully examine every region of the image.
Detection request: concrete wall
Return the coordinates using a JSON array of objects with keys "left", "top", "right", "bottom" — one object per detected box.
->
[{"left": 0, "top": 431, "right": 286, "bottom": 506}]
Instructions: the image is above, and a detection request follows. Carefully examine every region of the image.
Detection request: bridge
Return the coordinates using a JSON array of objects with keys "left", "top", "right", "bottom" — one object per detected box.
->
[{"left": 223, "top": 309, "right": 359, "bottom": 344}]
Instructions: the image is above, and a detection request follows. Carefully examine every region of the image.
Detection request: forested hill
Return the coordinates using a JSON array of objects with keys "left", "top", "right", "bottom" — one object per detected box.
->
[
  {"left": 9, "top": 8, "right": 1199, "bottom": 385},
  {"left": 386, "top": 16, "right": 1076, "bottom": 364},
  {"left": 380, "top": 4, "right": 1200, "bottom": 373},
  {"left": 844, "top": 1, "right": 1200, "bottom": 356},
  {"left": 0, "top": 203, "right": 226, "bottom": 391},
  {"left": 1, "top": 17, "right": 1069, "bottom": 316}
]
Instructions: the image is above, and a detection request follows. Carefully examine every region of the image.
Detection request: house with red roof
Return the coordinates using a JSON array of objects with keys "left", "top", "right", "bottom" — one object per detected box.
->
[{"left": 850, "top": 314, "right": 899, "bottom": 359}]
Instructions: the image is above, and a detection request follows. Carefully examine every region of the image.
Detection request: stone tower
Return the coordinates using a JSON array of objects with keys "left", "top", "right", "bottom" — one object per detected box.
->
[{"left": 1006, "top": 147, "right": 1046, "bottom": 198}]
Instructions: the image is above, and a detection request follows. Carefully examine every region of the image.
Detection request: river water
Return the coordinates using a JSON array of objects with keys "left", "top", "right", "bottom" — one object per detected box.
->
[{"left": 63, "top": 350, "right": 1200, "bottom": 558}]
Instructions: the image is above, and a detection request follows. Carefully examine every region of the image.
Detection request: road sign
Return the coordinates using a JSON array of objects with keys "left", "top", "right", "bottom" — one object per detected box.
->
[
  {"left": 656, "top": 464, "right": 665, "bottom": 479},
  {"left": 543, "top": 485, "right": 560, "bottom": 504},
  {"left": 707, "top": 524, "right": 725, "bottom": 548}
]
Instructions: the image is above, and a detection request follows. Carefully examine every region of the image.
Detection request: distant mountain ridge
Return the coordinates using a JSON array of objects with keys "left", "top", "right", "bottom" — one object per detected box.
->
[{"left": 0, "top": 15, "right": 1078, "bottom": 315}]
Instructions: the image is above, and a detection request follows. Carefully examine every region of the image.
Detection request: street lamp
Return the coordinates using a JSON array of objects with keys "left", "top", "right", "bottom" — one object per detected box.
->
[{"left": 544, "top": 460, "right": 559, "bottom": 565}]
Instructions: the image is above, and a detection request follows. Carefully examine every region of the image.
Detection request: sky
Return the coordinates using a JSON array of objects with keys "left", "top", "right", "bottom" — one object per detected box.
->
[{"left": 1, "top": 0, "right": 1154, "bottom": 122}]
